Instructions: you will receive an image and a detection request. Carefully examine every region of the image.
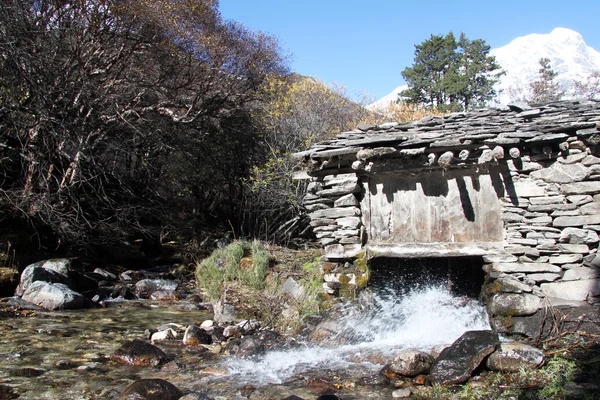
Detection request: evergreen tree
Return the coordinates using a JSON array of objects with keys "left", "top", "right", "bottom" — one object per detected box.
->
[
  {"left": 529, "top": 57, "right": 565, "bottom": 103},
  {"left": 401, "top": 32, "right": 503, "bottom": 111}
]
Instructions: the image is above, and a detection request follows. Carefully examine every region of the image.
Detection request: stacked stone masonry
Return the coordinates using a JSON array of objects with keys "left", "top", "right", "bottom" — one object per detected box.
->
[{"left": 294, "top": 100, "right": 600, "bottom": 338}]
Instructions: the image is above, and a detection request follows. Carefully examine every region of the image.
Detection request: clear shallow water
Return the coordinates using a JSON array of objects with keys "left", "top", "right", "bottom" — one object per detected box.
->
[
  {"left": 0, "top": 285, "right": 490, "bottom": 399},
  {"left": 0, "top": 301, "right": 212, "bottom": 399}
]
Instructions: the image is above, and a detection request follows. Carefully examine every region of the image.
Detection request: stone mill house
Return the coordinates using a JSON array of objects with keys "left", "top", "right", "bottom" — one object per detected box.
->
[{"left": 293, "top": 100, "right": 600, "bottom": 339}]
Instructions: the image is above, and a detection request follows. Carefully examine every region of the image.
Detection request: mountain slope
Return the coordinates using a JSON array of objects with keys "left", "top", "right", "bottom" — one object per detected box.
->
[
  {"left": 491, "top": 27, "right": 600, "bottom": 105},
  {"left": 370, "top": 27, "right": 600, "bottom": 109}
]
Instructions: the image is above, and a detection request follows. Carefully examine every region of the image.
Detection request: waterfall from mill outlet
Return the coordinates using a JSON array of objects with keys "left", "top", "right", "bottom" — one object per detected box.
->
[{"left": 224, "top": 283, "right": 490, "bottom": 385}]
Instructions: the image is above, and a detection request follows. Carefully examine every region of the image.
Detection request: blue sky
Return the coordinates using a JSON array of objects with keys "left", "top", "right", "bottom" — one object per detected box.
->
[{"left": 219, "top": 0, "right": 600, "bottom": 101}]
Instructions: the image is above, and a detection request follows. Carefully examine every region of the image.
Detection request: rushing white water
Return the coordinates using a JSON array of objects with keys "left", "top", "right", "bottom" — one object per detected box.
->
[{"left": 224, "top": 284, "right": 490, "bottom": 385}]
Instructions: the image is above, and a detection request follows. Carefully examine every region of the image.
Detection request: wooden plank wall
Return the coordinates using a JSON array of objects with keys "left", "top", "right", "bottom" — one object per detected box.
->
[{"left": 364, "top": 168, "right": 503, "bottom": 244}]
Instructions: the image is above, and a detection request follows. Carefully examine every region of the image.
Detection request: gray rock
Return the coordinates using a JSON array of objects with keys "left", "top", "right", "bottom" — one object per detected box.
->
[
  {"left": 581, "top": 202, "right": 600, "bottom": 215},
  {"left": 120, "top": 379, "right": 182, "bottom": 400},
  {"left": 549, "top": 254, "right": 583, "bottom": 264},
  {"left": 391, "top": 388, "right": 412, "bottom": 398},
  {"left": 21, "top": 281, "right": 83, "bottom": 310},
  {"left": 497, "top": 276, "right": 533, "bottom": 293},
  {"left": 489, "top": 293, "right": 541, "bottom": 316},
  {"left": 282, "top": 277, "right": 306, "bottom": 299},
  {"left": 334, "top": 193, "right": 359, "bottom": 207},
  {"left": 527, "top": 273, "right": 561, "bottom": 283},
  {"left": 135, "top": 279, "right": 178, "bottom": 298},
  {"left": 529, "top": 196, "right": 565, "bottom": 205},
  {"left": 566, "top": 195, "right": 593, "bottom": 205},
  {"left": 93, "top": 268, "right": 117, "bottom": 281},
  {"left": 561, "top": 181, "right": 600, "bottom": 195},
  {"left": 540, "top": 279, "right": 600, "bottom": 301},
  {"left": 183, "top": 325, "right": 211, "bottom": 346},
  {"left": 316, "top": 183, "right": 361, "bottom": 197},
  {"left": 15, "top": 259, "right": 73, "bottom": 296},
  {"left": 512, "top": 181, "right": 546, "bottom": 197},
  {"left": 559, "top": 228, "right": 599, "bottom": 244},
  {"left": 582, "top": 155, "right": 600, "bottom": 166},
  {"left": 389, "top": 349, "right": 434, "bottom": 376},
  {"left": 530, "top": 163, "right": 590, "bottom": 183},
  {"left": 554, "top": 215, "right": 600, "bottom": 227},
  {"left": 336, "top": 216, "right": 361, "bottom": 229},
  {"left": 309, "top": 207, "right": 360, "bottom": 219},
  {"left": 429, "top": 330, "right": 499, "bottom": 385},
  {"left": 486, "top": 342, "right": 545, "bottom": 372},
  {"left": 492, "top": 263, "right": 561, "bottom": 273},
  {"left": 563, "top": 266, "right": 600, "bottom": 281}
]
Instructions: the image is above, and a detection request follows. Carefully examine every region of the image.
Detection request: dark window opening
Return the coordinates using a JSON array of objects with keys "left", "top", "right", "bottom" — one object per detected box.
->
[{"left": 368, "top": 256, "right": 485, "bottom": 298}]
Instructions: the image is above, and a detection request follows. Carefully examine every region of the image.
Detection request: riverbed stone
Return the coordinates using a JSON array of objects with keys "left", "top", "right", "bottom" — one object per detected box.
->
[
  {"left": 390, "top": 349, "right": 434, "bottom": 376},
  {"left": 489, "top": 293, "right": 541, "bottom": 316},
  {"left": 486, "top": 343, "right": 545, "bottom": 372},
  {"left": 183, "top": 325, "right": 211, "bottom": 346},
  {"left": 15, "top": 259, "right": 73, "bottom": 296},
  {"left": 541, "top": 279, "right": 600, "bottom": 301},
  {"left": 429, "top": 330, "right": 499, "bottom": 385},
  {"left": 112, "top": 339, "right": 168, "bottom": 366},
  {"left": 134, "top": 279, "right": 178, "bottom": 298},
  {"left": 21, "top": 281, "right": 83, "bottom": 310},
  {"left": 120, "top": 379, "right": 182, "bottom": 400}
]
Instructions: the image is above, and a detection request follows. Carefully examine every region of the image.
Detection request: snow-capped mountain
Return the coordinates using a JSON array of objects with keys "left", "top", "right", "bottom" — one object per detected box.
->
[
  {"left": 491, "top": 27, "right": 600, "bottom": 105},
  {"left": 369, "top": 27, "right": 600, "bottom": 110}
]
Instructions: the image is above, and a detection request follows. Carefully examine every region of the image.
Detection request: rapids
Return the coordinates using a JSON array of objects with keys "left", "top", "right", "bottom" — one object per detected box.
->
[{"left": 225, "top": 284, "right": 490, "bottom": 385}]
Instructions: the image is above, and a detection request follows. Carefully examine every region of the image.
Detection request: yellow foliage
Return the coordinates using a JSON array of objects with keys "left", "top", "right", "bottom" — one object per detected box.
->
[{"left": 359, "top": 101, "right": 445, "bottom": 125}]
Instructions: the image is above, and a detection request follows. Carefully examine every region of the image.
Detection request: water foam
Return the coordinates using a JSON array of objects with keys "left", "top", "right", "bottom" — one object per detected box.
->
[{"left": 224, "top": 284, "right": 490, "bottom": 385}]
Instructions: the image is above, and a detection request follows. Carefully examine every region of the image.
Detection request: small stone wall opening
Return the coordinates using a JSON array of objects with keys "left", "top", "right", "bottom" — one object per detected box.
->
[{"left": 368, "top": 256, "right": 486, "bottom": 298}]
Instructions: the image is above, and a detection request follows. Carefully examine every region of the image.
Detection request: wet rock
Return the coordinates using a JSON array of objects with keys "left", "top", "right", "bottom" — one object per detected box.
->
[
  {"left": 150, "top": 290, "right": 183, "bottom": 300},
  {"left": 489, "top": 293, "right": 541, "bottom": 316},
  {"left": 9, "top": 367, "right": 46, "bottom": 377},
  {"left": 392, "top": 388, "right": 412, "bottom": 398},
  {"left": 15, "top": 259, "right": 73, "bottom": 296},
  {"left": 5, "top": 296, "right": 47, "bottom": 311},
  {"left": 93, "top": 268, "right": 117, "bottom": 280},
  {"left": 429, "top": 330, "right": 499, "bottom": 385},
  {"left": 180, "top": 394, "right": 213, "bottom": 400},
  {"left": 183, "top": 325, "right": 211, "bottom": 346},
  {"left": 151, "top": 328, "right": 177, "bottom": 343},
  {"left": 21, "top": 281, "right": 84, "bottom": 310},
  {"left": 247, "top": 386, "right": 297, "bottom": 400},
  {"left": 233, "top": 335, "right": 264, "bottom": 358},
  {"left": 134, "top": 279, "right": 178, "bottom": 299},
  {"left": 486, "top": 342, "right": 545, "bottom": 372},
  {"left": 358, "top": 373, "right": 389, "bottom": 385},
  {"left": 222, "top": 325, "right": 240, "bottom": 338},
  {"left": 112, "top": 339, "right": 168, "bottom": 366},
  {"left": 211, "top": 326, "right": 226, "bottom": 343},
  {"left": 0, "top": 384, "right": 19, "bottom": 400},
  {"left": 390, "top": 349, "right": 434, "bottom": 376},
  {"left": 120, "top": 379, "right": 182, "bottom": 400}
]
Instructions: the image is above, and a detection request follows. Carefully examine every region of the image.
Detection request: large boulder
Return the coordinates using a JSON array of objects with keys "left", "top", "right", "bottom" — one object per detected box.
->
[
  {"left": 112, "top": 340, "right": 168, "bottom": 366},
  {"left": 134, "top": 279, "right": 178, "bottom": 299},
  {"left": 120, "top": 379, "right": 182, "bottom": 400},
  {"left": 486, "top": 342, "right": 545, "bottom": 372},
  {"left": 15, "top": 259, "right": 73, "bottom": 296},
  {"left": 21, "top": 281, "right": 84, "bottom": 310},
  {"left": 428, "top": 330, "right": 499, "bottom": 385}
]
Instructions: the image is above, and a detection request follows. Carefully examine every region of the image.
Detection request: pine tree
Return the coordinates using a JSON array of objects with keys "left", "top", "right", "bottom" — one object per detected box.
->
[
  {"left": 401, "top": 32, "right": 503, "bottom": 111},
  {"left": 529, "top": 58, "right": 564, "bottom": 104}
]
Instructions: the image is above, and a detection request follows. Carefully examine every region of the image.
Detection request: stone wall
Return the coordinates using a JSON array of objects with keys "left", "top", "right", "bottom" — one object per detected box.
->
[{"left": 294, "top": 100, "right": 600, "bottom": 338}]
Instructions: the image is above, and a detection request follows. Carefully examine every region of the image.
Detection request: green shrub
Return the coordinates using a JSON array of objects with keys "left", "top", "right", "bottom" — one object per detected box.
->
[{"left": 195, "top": 239, "right": 271, "bottom": 301}]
